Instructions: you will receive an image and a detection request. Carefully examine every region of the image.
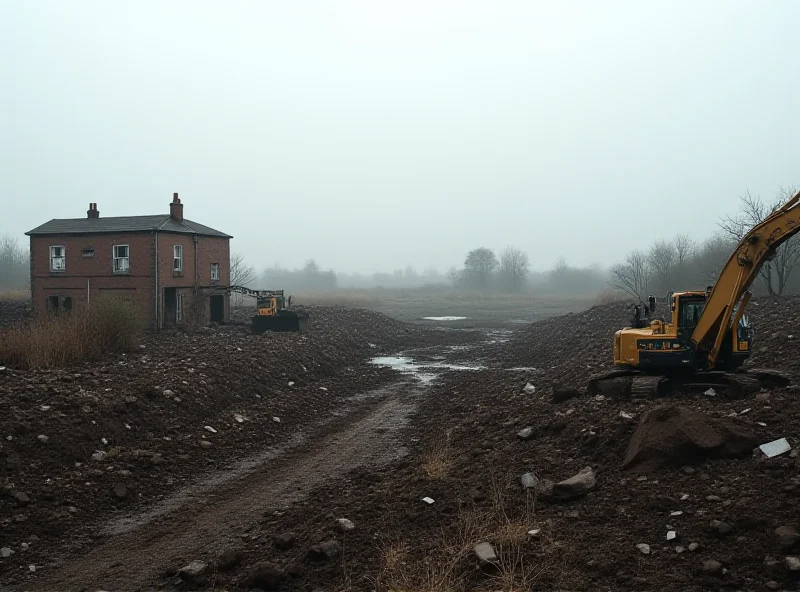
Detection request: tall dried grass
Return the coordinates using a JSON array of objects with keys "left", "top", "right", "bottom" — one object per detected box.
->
[
  {"left": 0, "top": 296, "right": 143, "bottom": 369},
  {"left": 0, "top": 288, "right": 29, "bottom": 302},
  {"left": 594, "top": 289, "right": 626, "bottom": 306}
]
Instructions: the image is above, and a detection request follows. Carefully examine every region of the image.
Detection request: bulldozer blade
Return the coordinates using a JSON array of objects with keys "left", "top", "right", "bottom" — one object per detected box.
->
[{"left": 251, "top": 311, "right": 309, "bottom": 334}]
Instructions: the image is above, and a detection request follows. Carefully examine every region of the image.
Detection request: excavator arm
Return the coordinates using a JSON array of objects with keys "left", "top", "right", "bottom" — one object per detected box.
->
[{"left": 691, "top": 189, "right": 800, "bottom": 367}]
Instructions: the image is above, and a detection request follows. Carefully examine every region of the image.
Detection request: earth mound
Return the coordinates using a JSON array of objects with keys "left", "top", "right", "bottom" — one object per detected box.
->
[{"left": 623, "top": 404, "right": 758, "bottom": 472}]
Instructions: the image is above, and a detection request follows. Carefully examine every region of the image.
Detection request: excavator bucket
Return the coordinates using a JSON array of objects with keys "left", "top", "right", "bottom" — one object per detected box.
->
[{"left": 251, "top": 310, "right": 309, "bottom": 334}]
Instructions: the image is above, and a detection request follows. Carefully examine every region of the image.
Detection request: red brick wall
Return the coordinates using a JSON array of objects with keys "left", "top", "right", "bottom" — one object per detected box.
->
[
  {"left": 30, "top": 232, "right": 156, "bottom": 323},
  {"left": 156, "top": 234, "right": 231, "bottom": 325},
  {"left": 30, "top": 231, "right": 231, "bottom": 327}
]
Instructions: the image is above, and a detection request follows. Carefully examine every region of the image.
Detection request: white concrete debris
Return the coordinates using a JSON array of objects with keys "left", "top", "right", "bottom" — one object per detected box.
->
[
  {"left": 421, "top": 497, "right": 435, "bottom": 504},
  {"left": 756, "top": 437, "right": 791, "bottom": 458},
  {"left": 204, "top": 426, "right": 217, "bottom": 434}
]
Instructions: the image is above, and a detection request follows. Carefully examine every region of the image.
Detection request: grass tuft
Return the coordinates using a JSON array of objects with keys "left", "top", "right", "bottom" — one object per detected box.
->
[{"left": 0, "top": 296, "right": 143, "bottom": 370}]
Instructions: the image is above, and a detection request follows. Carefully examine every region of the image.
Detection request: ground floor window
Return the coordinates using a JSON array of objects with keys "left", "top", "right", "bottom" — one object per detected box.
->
[{"left": 47, "top": 295, "right": 72, "bottom": 313}]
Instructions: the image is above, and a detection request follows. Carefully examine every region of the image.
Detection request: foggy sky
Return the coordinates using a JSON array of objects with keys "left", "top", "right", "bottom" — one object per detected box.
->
[{"left": 2, "top": 1, "right": 799, "bottom": 274}]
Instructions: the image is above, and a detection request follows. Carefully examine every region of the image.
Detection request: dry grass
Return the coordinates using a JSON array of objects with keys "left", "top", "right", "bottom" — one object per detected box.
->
[
  {"left": 421, "top": 431, "right": 455, "bottom": 480},
  {"left": 372, "top": 471, "right": 566, "bottom": 592},
  {"left": 293, "top": 290, "right": 383, "bottom": 308},
  {"left": 0, "top": 288, "right": 29, "bottom": 301},
  {"left": 594, "top": 289, "right": 626, "bottom": 306},
  {"left": 0, "top": 296, "right": 143, "bottom": 369}
]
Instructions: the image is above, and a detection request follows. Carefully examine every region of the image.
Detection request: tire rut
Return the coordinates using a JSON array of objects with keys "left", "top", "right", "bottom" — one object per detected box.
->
[{"left": 22, "top": 380, "right": 420, "bottom": 592}]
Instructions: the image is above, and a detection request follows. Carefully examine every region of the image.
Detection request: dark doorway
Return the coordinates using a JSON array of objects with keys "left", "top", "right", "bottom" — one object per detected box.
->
[
  {"left": 210, "top": 295, "right": 224, "bottom": 323},
  {"left": 164, "top": 288, "right": 178, "bottom": 325}
]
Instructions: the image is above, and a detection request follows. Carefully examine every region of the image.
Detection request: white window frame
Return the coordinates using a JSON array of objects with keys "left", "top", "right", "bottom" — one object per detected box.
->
[
  {"left": 173, "top": 245, "right": 183, "bottom": 272},
  {"left": 112, "top": 244, "right": 130, "bottom": 273},
  {"left": 176, "top": 293, "right": 183, "bottom": 323},
  {"left": 50, "top": 245, "right": 65, "bottom": 272},
  {"left": 210, "top": 262, "right": 219, "bottom": 282}
]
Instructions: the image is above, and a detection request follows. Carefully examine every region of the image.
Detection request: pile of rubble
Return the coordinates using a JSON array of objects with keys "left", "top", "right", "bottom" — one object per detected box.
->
[
  {"left": 0, "top": 301, "right": 30, "bottom": 330},
  {"left": 215, "top": 296, "right": 800, "bottom": 590},
  {"left": 0, "top": 306, "right": 477, "bottom": 582}
]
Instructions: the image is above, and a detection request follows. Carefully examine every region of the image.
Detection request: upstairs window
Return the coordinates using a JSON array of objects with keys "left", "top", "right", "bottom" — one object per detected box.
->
[
  {"left": 113, "top": 245, "right": 130, "bottom": 273},
  {"left": 173, "top": 245, "right": 183, "bottom": 272},
  {"left": 211, "top": 263, "right": 219, "bottom": 281},
  {"left": 50, "top": 245, "right": 65, "bottom": 272}
]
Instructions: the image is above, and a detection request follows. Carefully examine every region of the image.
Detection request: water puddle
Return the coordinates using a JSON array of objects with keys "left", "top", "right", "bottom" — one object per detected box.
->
[
  {"left": 422, "top": 316, "right": 468, "bottom": 321},
  {"left": 370, "top": 355, "right": 485, "bottom": 384}
]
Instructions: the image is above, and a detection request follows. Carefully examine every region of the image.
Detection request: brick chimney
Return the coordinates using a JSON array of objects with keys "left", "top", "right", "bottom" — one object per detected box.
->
[
  {"left": 87, "top": 202, "right": 99, "bottom": 219},
  {"left": 170, "top": 192, "right": 183, "bottom": 222}
]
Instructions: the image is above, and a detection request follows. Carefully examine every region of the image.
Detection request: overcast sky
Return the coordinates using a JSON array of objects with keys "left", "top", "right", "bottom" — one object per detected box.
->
[{"left": 2, "top": 0, "right": 799, "bottom": 274}]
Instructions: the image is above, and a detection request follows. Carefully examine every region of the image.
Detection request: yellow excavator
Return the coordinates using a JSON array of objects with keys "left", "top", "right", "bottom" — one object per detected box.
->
[
  {"left": 588, "top": 189, "right": 800, "bottom": 398},
  {"left": 227, "top": 287, "right": 309, "bottom": 333}
]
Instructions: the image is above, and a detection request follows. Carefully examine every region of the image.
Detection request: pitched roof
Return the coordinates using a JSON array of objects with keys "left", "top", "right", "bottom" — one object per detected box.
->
[{"left": 25, "top": 215, "right": 232, "bottom": 238}]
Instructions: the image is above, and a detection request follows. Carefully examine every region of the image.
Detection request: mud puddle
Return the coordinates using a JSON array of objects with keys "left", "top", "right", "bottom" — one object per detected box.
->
[{"left": 369, "top": 355, "right": 485, "bottom": 384}]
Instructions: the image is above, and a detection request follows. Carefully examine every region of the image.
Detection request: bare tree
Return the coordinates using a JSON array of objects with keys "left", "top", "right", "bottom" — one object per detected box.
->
[
  {"left": 648, "top": 240, "right": 677, "bottom": 292},
  {"left": 0, "top": 235, "right": 29, "bottom": 289},
  {"left": 230, "top": 252, "right": 256, "bottom": 289},
  {"left": 610, "top": 250, "right": 651, "bottom": 300},
  {"left": 718, "top": 187, "right": 800, "bottom": 295},
  {"left": 498, "top": 247, "right": 529, "bottom": 292},
  {"left": 673, "top": 234, "right": 697, "bottom": 264}
]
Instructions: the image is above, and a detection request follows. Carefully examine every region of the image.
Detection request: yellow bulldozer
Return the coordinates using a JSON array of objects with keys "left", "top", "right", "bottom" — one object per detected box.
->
[
  {"left": 587, "top": 189, "right": 800, "bottom": 398},
  {"left": 228, "top": 287, "right": 309, "bottom": 333}
]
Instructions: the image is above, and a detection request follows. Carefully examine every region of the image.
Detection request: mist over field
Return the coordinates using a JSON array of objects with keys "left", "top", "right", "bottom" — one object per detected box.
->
[{"left": 2, "top": 0, "right": 800, "bottom": 297}]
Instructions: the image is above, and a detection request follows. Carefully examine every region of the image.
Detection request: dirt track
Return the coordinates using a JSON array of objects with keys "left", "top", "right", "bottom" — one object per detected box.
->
[
  {"left": 3, "top": 297, "right": 800, "bottom": 591},
  {"left": 27, "top": 380, "right": 421, "bottom": 591}
]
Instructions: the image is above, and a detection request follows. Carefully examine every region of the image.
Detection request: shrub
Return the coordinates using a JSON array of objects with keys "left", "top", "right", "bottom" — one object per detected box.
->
[{"left": 0, "top": 296, "right": 143, "bottom": 370}]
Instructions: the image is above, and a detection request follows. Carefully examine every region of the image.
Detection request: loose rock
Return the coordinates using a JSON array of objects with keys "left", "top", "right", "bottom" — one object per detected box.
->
[
  {"left": 623, "top": 405, "right": 757, "bottom": 472},
  {"left": 541, "top": 466, "right": 596, "bottom": 501},
  {"left": 178, "top": 560, "right": 208, "bottom": 580},
  {"left": 274, "top": 532, "right": 296, "bottom": 551},
  {"left": 215, "top": 547, "right": 244, "bottom": 571},
  {"left": 308, "top": 540, "right": 341, "bottom": 561},
  {"left": 474, "top": 541, "right": 498, "bottom": 564},
  {"left": 517, "top": 427, "right": 535, "bottom": 440},
  {"left": 247, "top": 562, "right": 284, "bottom": 589},
  {"left": 775, "top": 525, "right": 799, "bottom": 552}
]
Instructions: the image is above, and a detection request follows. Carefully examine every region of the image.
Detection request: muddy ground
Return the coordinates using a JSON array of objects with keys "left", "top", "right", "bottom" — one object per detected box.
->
[{"left": 1, "top": 297, "right": 799, "bottom": 591}]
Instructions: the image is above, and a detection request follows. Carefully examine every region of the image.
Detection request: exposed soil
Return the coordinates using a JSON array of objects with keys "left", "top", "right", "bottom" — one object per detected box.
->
[
  {"left": 0, "top": 302, "right": 30, "bottom": 330},
  {"left": 2, "top": 296, "right": 799, "bottom": 591}
]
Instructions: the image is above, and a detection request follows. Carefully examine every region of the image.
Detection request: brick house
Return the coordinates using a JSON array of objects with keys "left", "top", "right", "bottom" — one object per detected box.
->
[{"left": 25, "top": 193, "right": 233, "bottom": 328}]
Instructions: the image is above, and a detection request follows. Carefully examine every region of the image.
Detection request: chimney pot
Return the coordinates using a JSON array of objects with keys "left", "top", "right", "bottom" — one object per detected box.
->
[{"left": 87, "top": 202, "right": 100, "bottom": 219}]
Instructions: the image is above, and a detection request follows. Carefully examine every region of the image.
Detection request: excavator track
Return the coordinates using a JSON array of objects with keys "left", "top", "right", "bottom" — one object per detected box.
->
[{"left": 586, "top": 367, "right": 791, "bottom": 399}]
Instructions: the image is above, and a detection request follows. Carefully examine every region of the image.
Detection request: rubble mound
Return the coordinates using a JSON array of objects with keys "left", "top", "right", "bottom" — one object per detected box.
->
[
  {"left": 218, "top": 295, "right": 800, "bottom": 591},
  {"left": 0, "top": 301, "right": 31, "bottom": 329},
  {"left": 623, "top": 405, "right": 758, "bottom": 472},
  {"left": 0, "top": 305, "right": 478, "bottom": 578}
]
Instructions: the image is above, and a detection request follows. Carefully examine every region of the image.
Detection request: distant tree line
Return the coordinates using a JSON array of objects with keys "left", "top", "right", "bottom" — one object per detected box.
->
[{"left": 610, "top": 186, "right": 800, "bottom": 301}]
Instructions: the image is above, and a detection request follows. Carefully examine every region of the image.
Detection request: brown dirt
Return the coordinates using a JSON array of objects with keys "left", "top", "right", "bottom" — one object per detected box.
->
[
  {"left": 622, "top": 405, "right": 759, "bottom": 472},
  {"left": 0, "top": 302, "right": 30, "bottom": 330},
  {"left": 0, "top": 305, "right": 483, "bottom": 589},
  {"left": 2, "top": 296, "right": 800, "bottom": 591}
]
